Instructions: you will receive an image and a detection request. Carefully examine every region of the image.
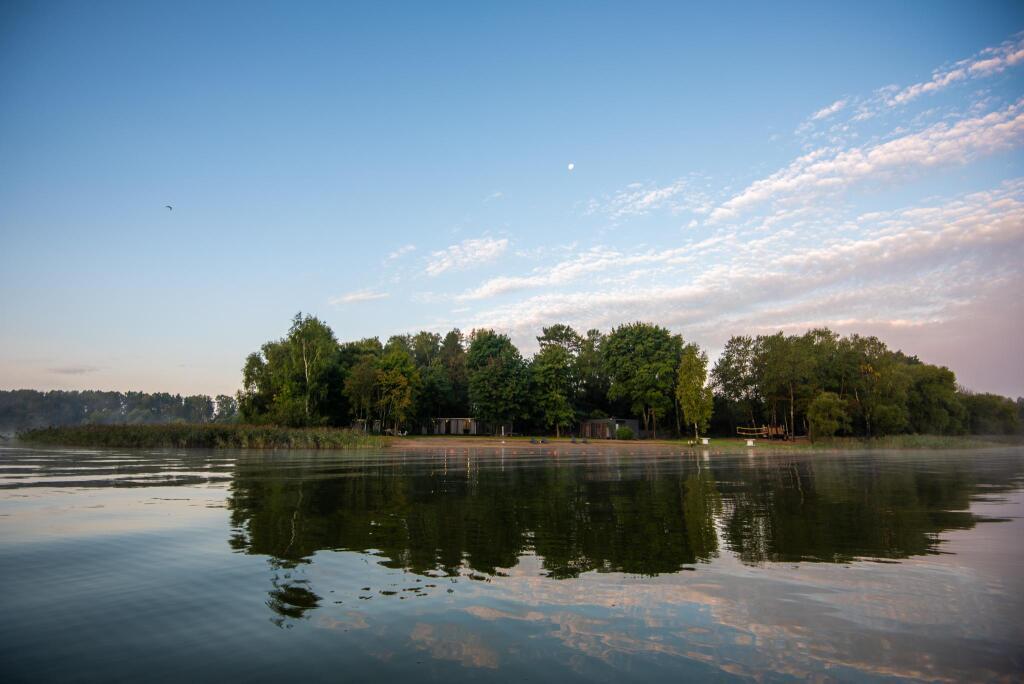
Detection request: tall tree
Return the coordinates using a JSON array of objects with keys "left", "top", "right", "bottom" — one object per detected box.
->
[
  {"left": 530, "top": 344, "right": 576, "bottom": 437},
  {"left": 466, "top": 330, "right": 528, "bottom": 431},
  {"left": 575, "top": 328, "right": 610, "bottom": 419},
  {"left": 344, "top": 357, "right": 378, "bottom": 423},
  {"left": 439, "top": 329, "right": 470, "bottom": 416},
  {"left": 376, "top": 350, "right": 419, "bottom": 433},
  {"left": 906, "top": 364, "right": 965, "bottom": 435},
  {"left": 602, "top": 323, "right": 682, "bottom": 438},
  {"left": 711, "top": 335, "right": 760, "bottom": 428},
  {"left": 238, "top": 313, "right": 343, "bottom": 427},
  {"left": 676, "top": 343, "right": 714, "bottom": 440},
  {"left": 537, "top": 324, "right": 583, "bottom": 356}
]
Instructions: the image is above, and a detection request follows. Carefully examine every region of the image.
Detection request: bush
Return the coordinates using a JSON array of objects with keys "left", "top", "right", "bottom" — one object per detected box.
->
[
  {"left": 807, "top": 392, "right": 851, "bottom": 442},
  {"left": 615, "top": 426, "right": 634, "bottom": 440}
]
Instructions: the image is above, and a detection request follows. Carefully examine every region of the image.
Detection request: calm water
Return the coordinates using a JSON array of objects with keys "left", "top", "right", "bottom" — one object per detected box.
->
[{"left": 1, "top": 444, "right": 1022, "bottom": 682}]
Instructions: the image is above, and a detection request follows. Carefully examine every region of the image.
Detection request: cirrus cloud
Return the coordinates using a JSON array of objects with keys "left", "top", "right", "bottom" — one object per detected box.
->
[
  {"left": 425, "top": 237, "right": 510, "bottom": 276},
  {"left": 329, "top": 289, "right": 390, "bottom": 305}
]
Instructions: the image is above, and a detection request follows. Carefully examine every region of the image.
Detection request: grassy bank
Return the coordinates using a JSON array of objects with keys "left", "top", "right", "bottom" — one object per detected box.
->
[{"left": 19, "top": 424, "right": 389, "bottom": 449}]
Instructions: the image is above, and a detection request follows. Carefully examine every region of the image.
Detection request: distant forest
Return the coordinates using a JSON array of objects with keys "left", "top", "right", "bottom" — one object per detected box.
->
[
  {"left": 0, "top": 390, "right": 237, "bottom": 433},
  {"left": 3, "top": 313, "right": 1022, "bottom": 439}
]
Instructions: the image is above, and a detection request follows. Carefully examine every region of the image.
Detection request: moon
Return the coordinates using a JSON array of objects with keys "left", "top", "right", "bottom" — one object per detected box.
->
[{"left": 567, "top": 162, "right": 575, "bottom": 172}]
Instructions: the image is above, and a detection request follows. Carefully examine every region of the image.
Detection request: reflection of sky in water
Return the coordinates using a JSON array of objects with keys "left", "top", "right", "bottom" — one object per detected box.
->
[{"left": 1, "top": 445, "right": 1022, "bottom": 682}]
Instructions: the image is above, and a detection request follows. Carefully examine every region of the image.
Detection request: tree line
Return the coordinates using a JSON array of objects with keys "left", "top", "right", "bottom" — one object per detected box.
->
[
  {"left": 0, "top": 389, "right": 238, "bottom": 433},
  {"left": 237, "top": 314, "right": 1023, "bottom": 439},
  {"left": 3, "top": 315, "right": 1018, "bottom": 439}
]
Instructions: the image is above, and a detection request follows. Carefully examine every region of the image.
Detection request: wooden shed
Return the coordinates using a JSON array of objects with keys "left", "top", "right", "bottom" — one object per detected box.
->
[{"left": 580, "top": 417, "right": 640, "bottom": 439}]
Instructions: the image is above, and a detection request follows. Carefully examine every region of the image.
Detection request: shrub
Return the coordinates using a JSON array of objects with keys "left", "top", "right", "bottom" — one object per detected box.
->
[
  {"left": 807, "top": 392, "right": 851, "bottom": 442},
  {"left": 615, "top": 426, "right": 634, "bottom": 440}
]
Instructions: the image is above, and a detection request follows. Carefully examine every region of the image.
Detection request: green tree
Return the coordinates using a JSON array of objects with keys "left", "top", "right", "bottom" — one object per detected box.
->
[
  {"left": 603, "top": 322, "right": 682, "bottom": 438},
  {"left": 238, "top": 313, "right": 343, "bottom": 427},
  {"left": 466, "top": 330, "right": 528, "bottom": 431},
  {"left": 575, "top": 328, "right": 610, "bottom": 418},
  {"left": 376, "top": 350, "right": 419, "bottom": 433},
  {"left": 530, "top": 344, "right": 576, "bottom": 437},
  {"left": 906, "top": 364, "right": 965, "bottom": 434},
  {"left": 676, "top": 343, "right": 714, "bottom": 440},
  {"left": 711, "top": 335, "right": 760, "bottom": 428},
  {"left": 438, "top": 329, "right": 470, "bottom": 416},
  {"left": 755, "top": 332, "right": 814, "bottom": 437},
  {"left": 959, "top": 391, "right": 1020, "bottom": 434},
  {"left": 537, "top": 323, "right": 583, "bottom": 356},
  {"left": 214, "top": 395, "right": 238, "bottom": 423},
  {"left": 182, "top": 395, "right": 214, "bottom": 423},
  {"left": 844, "top": 335, "right": 910, "bottom": 436},
  {"left": 344, "top": 357, "right": 378, "bottom": 423},
  {"left": 807, "top": 391, "right": 851, "bottom": 441}
]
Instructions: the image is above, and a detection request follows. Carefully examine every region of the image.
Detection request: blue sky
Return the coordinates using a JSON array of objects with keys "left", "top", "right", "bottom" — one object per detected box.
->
[{"left": 2, "top": 1, "right": 1023, "bottom": 396}]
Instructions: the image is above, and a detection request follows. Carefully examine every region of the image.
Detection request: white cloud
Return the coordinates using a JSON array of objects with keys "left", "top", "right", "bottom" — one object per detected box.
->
[
  {"left": 811, "top": 99, "right": 847, "bottom": 121},
  {"left": 457, "top": 248, "right": 688, "bottom": 301},
  {"left": 425, "top": 237, "right": 509, "bottom": 276},
  {"left": 455, "top": 181, "right": 1024, "bottom": 380},
  {"left": 383, "top": 244, "right": 416, "bottom": 263},
  {"left": 590, "top": 176, "right": 713, "bottom": 220},
  {"left": 329, "top": 289, "right": 390, "bottom": 305},
  {"left": 711, "top": 99, "right": 1024, "bottom": 222},
  {"left": 483, "top": 191, "right": 504, "bottom": 203},
  {"left": 888, "top": 34, "right": 1024, "bottom": 107},
  {"left": 796, "top": 34, "right": 1024, "bottom": 140}
]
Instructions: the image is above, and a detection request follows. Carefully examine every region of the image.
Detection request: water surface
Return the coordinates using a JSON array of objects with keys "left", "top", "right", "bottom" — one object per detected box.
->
[{"left": 1, "top": 444, "right": 1022, "bottom": 681}]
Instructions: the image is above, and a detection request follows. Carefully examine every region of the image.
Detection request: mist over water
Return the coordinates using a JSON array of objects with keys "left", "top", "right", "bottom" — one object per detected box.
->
[{"left": 1, "top": 444, "right": 1022, "bottom": 681}]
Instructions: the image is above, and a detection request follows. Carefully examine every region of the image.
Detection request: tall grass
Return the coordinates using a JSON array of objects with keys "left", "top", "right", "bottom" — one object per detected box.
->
[{"left": 19, "top": 424, "right": 389, "bottom": 449}]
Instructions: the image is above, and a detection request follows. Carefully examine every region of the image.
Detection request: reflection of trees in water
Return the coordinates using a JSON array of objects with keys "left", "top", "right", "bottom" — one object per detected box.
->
[
  {"left": 227, "top": 452, "right": 1022, "bottom": 584},
  {"left": 229, "top": 455, "right": 724, "bottom": 580},
  {"left": 266, "top": 564, "right": 321, "bottom": 628},
  {"left": 718, "top": 457, "right": 1008, "bottom": 563}
]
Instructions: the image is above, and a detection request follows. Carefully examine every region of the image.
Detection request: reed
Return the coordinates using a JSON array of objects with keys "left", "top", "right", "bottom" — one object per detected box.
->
[{"left": 19, "top": 424, "right": 389, "bottom": 449}]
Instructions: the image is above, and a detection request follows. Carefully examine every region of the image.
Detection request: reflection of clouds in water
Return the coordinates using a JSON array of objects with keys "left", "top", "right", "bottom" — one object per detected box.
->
[
  {"left": 453, "top": 548, "right": 1020, "bottom": 681},
  {"left": 316, "top": 612, "right": 369, "bottom": 631},
  {"left": 410, "top": 623, "right": 500, "bottom": 669}
]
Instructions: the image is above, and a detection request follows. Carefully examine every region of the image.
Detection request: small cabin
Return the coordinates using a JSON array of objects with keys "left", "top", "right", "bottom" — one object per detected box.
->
[
  {"left": 430, "top": 418, "right": 514, "bottom": 436},
  {"left": 580, "top": 417, "right": 640, "bottom": 439},
  {"left": 432, "top": 417, "right": 480, "bottom": 435}
]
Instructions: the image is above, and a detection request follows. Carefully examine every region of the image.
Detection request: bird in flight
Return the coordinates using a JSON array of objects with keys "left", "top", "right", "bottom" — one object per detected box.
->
[{"left": 165, "top": 205, "right": 173, "bottom": 211}]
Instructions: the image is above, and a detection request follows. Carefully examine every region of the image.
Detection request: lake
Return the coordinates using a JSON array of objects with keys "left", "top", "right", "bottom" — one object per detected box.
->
[{"left": 1, "top": 444, "right": 1022, "bottom": 682}]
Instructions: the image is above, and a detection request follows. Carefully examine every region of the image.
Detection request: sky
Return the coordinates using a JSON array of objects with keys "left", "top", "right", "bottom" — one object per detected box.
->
[{"left": 1, "top": 1, "right": 1023, "bottom": 398}]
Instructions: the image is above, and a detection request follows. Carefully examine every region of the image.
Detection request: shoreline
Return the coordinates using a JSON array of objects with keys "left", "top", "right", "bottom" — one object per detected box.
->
[
  {"left": 10, "top": 424, "right": 1019, "bottom": 451},
  {"left": 391, "top": 434, "right": 1020, "bottom": 451}
]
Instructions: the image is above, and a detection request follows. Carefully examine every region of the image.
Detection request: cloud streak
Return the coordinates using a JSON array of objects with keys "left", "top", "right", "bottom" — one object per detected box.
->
[
  {"left": 811, "top": 99, "right": 847, "bottom": 121},
  {"left": 888, "top": 34, "right": 1024, "bottom": 107},
  {"left": 712, "top": 99, "right": 1024, "bottom": 222},
  {"left": 456, "top": 180, "right": 1024, "bottom": 383},
  {"left": 384, "top": 244, "right": 416, "bottom": 263},
  {"left": 48, "top": 365, "right": 101, "bottom": 375},
  {"left": 329, "top": 289, "right": 390, "bottom": 305},
  {"left": 425, "top": 237, "right": 509, "bottom": 276}
]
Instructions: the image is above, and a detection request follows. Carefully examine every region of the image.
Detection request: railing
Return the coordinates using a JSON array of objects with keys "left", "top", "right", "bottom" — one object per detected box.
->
[{"left": 736, "top": 425, "right": 787, "bottom": 438}]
